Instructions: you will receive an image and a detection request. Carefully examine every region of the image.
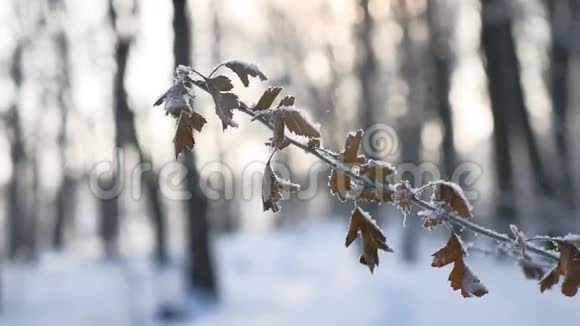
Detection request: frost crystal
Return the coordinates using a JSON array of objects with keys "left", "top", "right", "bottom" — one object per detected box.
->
[{"left": 393, "top": 181, "right": 414, "bottom": 219}]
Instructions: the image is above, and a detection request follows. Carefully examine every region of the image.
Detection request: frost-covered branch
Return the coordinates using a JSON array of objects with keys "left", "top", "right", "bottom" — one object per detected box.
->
[{"left": 154, "top": 62, "right": 579, "bottom": 298}]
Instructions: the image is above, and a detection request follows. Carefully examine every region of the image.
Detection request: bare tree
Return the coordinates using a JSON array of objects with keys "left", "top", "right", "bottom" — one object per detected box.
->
[
  {"left": 50, "top": 0, "right": 77, "bottom": 251},
  {"left": 6, "top": 43, "right": 27, "bottom": 260}
]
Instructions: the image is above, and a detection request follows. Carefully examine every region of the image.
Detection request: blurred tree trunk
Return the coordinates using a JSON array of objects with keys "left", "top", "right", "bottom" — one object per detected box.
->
[
  {"left": 25, "top": 154, "right": 40, "bottom": 261},
  {"left": 480, "top": 0, "right": 519, "bottom": 227},
  {"left": 7, "top": 44, "right": 27, "bottom": 260},
  {"left": 52, "top": 18, "right": 77, "bottom": 251},
  {"left": 545, "top": 0, "right": 576, "bottom": 208},
  {"left": 357, "top": 0, "right": 378, "bottom": 154},
  {"left": 172, "top": 0, "right": 218, "bottom": 297},
  {"left": 395, "top": 1, "right": 423, "bottom": 262},
  {"left": 481, "top": 1, "right": 553, "bottom": 221},
  {"left": 107, "top": 0, "right": 169, "bottom": 264},
  {"left": 427, "top": 0, "right": 456, "bottom": 179},
  {"left": 210, "top": 0, "right": 237, "bottom": 233}
]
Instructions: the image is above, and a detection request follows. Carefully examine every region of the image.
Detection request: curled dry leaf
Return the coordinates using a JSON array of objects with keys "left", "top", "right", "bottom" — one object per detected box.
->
[
  {"left": 173, "top": 111, "right": 207, "bottom": 159},
  {"left": 539, "top": 241, "right": 580, "bottom": 297},
  {"left": 432, "top": 181, "right": 473, "bottom": 218},
  {"left": 329, "top": 130, "right": 366, "bottom": 202},
  {"left": 432, "top": 233, "right": 488, "bottom": 298},
  {"left": 262, "top": 159, "right": 300, "bottom": 213},
  {"left": 225, "top": 60, "right": 267, "bottom": 87},
  {"left": 345, "top": 206, "right": 393, "bottom": 273}
]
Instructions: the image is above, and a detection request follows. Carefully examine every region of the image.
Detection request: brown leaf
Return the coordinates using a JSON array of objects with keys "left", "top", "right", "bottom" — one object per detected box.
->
[
  {"left": 329, "top": 170, "right": 349, "bottom": 202},
  {"left": 432, "top": 233, "right": 488, "bottom": 298},
  {"left": 264, "top": 107, "right": 321, "bottom": 151},
  {"left": 254, "top": 87, "right": 283, "bottom": 111},
  {"left": 277, "top": 95, "right": 295, "bottom": 107},
  {"left": 431, "top": 233, "right": 465, "bottom": 268},
  {"left": 262, "top": 160, "right": 300, "bottom": 213},
  {"left": 225, "top": 60, "right": 267, "bottom": 87},
  {"left": 432, "top": 181, "right": 473, "bottom": 218},
  {"left": 278, "top": 107, "right": 321, "bottom": 139},
  {"left": 329, "top": 130, "right": 366, "bottom": 202},
  {"left": 207, "top": 75, "right": 234, "bottom": 92},
  {"left": 272, "top": 114, "right": 288, "bottom": 150},
  {"left": 189, "top": 111, "right": 207, "bottom": 132},
  {"left": 173, "top": 112, "right": 207, "bottom": 159},
  {"left": 345, "top": 206, "right": 393, "bottom": 273},
  {"left": 342, "top": 130, "right": 366, "bottom": 164},
  {"left": 449, "top": 257, "right": 489, "bottom": 298},
  {"left": 210, "top": 91, "right": 239, "bottom": 130},
  {"left": 540, "top": 241, "right": 580, "bottom": 296}
]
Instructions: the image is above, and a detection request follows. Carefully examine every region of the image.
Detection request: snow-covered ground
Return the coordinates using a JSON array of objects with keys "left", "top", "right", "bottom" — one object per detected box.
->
[{"left": 1, "top": 221, "right": 578, "bottom": 326}]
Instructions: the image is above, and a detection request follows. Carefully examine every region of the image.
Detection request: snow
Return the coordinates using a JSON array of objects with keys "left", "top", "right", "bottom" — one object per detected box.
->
[{"left": 1, "top": 222, "right": 578, "bottom": 326}]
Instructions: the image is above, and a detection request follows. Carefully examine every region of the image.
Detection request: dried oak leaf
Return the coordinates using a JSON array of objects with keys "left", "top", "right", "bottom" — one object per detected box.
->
[
  {"left": 432, "top": 181, "right": 473, "bottom": 218},
  {"left": 449, "top": 257, "right": 489, "bottom": 298},
  {"left": 262, "top": 160, "right": 300, "bottom": 213},
  {"left": 329, "top": 130, "right": 366, "bottom": 202},
  {"left": 225, "top": 60, "right": 267, "bottom": 87},
  {"left": 173, "top": 112, "right": 207, "bottom": 159},
  {"left": 345, "top": 206, "right": 393, "bottom": 273},
  {"left": 432, "top": 233, "right": 488, "bottom": 298},
  {"left": 431, "top": 233, "right": 465, "bottom": 268},
  {"left": 254, "top": 87, "right": 283, "bottom": 111},
  {"left": 540, "top": 241, "right": 580, "bottom": 297}
]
